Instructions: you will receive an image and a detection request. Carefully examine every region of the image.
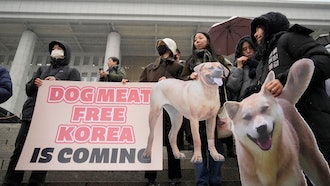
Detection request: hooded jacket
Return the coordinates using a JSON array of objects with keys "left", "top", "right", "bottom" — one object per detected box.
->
[
  {"left": 226, "top": 36, "right": 260, "bottom": 101},
  {"left": 251, "top": 12, "right": 330, "bottom": 139},
  {"left": 140, "top": 38, "right": 183, "bottom": 82},
  {"left": 139, "top": 57, "right": 183, "bottom": 82},
  {"left": 21, "top": 40, "right": 81, "bottom": 120}
]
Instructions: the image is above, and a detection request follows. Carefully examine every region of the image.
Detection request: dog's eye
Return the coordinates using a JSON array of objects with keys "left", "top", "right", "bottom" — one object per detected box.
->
[
  {"left": 208, "top": 66, "right": 214, "bottom": 70},
  {"left": 243, "top": 114, "right": 252, "bottom": 120},
  {"left": 261, "top": 105, "right": 269, "bottom": 113}
]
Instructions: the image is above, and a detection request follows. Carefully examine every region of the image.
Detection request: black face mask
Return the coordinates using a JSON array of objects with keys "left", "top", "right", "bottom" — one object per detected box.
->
[
  {"left": 157, "top": 45, "right": 168, "bottom": 56},
  {"left": 160, "top": 57, "right": 175, "bottom": 65}
]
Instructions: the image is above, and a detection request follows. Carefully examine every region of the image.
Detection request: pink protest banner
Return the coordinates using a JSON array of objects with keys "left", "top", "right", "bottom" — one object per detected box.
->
[{"left": 16, "top": 80, "right": 163, "bottom": 171}]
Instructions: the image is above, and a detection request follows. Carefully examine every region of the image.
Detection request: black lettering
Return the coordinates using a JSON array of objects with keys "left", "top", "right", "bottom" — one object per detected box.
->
[
  {"left": 89, "top": 148, "right": 109, "bottom": 163},
  {"left": 30, "top": 148, "right": 40, "bottom": 163},
  {"left": 58, "top": 148, "right": 72, "bottom": 163},
  {"left": 38, "top": 148, "right": 54, "bottom": 163},
  {"left": 111, "top": 148, "right": 118, "bottom": 163},
  {"left": 119, "top": 148, "right": 135, "bottom": 163},
  {"left": 73, "top": 148, "right": 89, "bottom": 163},
  {"left": 138, "top": 148, "right": 151, "bottom": 163}
]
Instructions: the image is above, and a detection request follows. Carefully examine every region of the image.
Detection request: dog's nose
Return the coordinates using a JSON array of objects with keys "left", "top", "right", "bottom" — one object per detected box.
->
[
  {"left": 214, "top": 68, "right": 222, "bottom": 74},
  {"left": 256, "top": 125, "right": 267, "bottom": 135}
]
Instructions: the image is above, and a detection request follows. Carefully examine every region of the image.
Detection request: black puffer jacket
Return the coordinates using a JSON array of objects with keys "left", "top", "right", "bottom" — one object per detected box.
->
[
  {"left": 22, "top": 41, "right": 81, "bottom": 120},
  {"left": 251, "top": 12, "right": 330, "bottom": 139}
]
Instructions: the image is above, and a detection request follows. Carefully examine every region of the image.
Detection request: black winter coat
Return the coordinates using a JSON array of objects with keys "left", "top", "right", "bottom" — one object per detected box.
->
[
  {"left": 22, "top": 41, "right": 81, "bottom": 120},
  {"left": 269, "top": 31, "right": 330, "bottom": 139},
  {"left": 252, "top": 12, "right": 330, "bottom": 139}
]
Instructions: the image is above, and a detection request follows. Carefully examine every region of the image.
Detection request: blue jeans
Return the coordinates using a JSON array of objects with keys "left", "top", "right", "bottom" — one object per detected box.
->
[{"left": 194, "top": 122, "right": 224, "bottom": 186}]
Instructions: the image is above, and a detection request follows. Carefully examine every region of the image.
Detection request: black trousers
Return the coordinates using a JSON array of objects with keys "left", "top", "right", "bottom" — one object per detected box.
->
[{"left": 2, "top": 120, "right": 47, "bottom": 186}]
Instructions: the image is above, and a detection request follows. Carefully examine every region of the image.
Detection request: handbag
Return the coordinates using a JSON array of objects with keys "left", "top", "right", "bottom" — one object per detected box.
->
[{"left": 217, "top": 85, "right": 233, "bottom": 139}]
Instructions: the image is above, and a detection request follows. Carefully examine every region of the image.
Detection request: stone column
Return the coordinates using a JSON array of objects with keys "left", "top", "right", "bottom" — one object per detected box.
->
[
  {"left": 2, "top": 30, "right": 37, "bottom": 117},
  {"left": 103, "top": 32, "right": 121, "bottom": 70}
]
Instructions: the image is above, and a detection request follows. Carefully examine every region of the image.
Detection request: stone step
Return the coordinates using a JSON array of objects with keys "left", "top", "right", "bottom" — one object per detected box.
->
[
  {"left": 0, "top": 123, "right": 241, "bottom": 185},
  {"left": 15, "top": 167, "right": 240, "bottom": 186}
]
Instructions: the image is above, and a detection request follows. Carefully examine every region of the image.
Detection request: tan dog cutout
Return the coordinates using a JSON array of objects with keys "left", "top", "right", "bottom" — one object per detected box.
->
[
  {"left": 224, "top": 59, "right": 330, "bottom": 185},
  {"left": 143, "top": 62, "right": 228, "bottom": 163}
]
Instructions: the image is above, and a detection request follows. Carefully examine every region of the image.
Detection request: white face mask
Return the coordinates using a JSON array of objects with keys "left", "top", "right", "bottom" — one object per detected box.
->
[{"left": 51, "top": 49, "right": 65, "bottom": 59}]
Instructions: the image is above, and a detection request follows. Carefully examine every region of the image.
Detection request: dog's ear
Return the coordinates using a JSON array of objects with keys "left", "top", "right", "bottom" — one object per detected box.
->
[
  {"left": 278, "top": 58, "right": 315, "bottom": 104},
  {"left": 224, "top": 101, "right": 240, "bottom": 121},
  {"left": 193, "top": 63, "right": 204, "bottom": 73},
  {"left": 259, "top": 71, "right": 275, "bottom": 96},
  {"left": 262, "top": 71, "right": 275, "bottom": 89}
]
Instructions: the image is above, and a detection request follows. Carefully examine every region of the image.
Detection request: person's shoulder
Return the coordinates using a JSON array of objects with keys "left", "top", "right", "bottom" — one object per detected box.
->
[
  {"left": 38, "top": 65, "right": 50, "bottom": 72},
  {"left": 288, "top": 24, "right": 313, "bottom": 35},
  {"left": 0, "top": 66, "right": 8, "bottom": 73},
  {"left": 144, "top": 62, "right": 154, "bottom": 68}
]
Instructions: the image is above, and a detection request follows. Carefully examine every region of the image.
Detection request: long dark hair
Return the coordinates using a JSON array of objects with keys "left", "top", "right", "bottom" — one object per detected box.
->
[
  {"left": 186, "top": 32, "right": 219, "bottom": 66},
  {"left": 192, "top": 32, "right": 218, "bottom": 59}
]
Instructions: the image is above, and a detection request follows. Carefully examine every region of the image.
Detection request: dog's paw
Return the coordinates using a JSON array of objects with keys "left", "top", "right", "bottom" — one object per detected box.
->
[
  {"left": 174, "top": 152, "right": 186, "bottom": 159},
  {"left": 211, "top": 152, "right": 225, "bottom": 162},
  {"left": 190, "top": 155, "right": 203, "bottom": 163},
  {"left": 143, "top": 149, "right": 151, "bottom": 159}
]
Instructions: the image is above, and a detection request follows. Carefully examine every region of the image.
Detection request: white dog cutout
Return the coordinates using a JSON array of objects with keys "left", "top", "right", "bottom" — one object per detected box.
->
[
  {"left": 143, "top": 62, "right": 228, "bottom": 163},
  {"left": 224, "top": 59, "right": 330, "bottom": 186}
]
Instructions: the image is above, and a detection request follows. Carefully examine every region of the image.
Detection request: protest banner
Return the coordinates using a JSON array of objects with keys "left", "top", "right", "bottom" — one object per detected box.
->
[{"left": 16, "top": 80, "right": 163, "bottom": 171}]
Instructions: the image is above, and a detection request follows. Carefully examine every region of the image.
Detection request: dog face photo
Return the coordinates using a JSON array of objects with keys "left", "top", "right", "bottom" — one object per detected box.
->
[
  {"left": 225, "top": 59, "right": 330, "bottom": 186},
  {"left": 228, "top": 89, "right": 283, "bottom": 152},
  {"left": 194, "top": 62, "right": 224, "bottom": 86}
]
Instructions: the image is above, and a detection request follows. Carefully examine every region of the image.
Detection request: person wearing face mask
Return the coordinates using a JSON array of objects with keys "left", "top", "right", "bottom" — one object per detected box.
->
[
  {"left": 2, "top": 40, "right": 81, "bottom": 186},
  {"left": 140, "top": 38, "right": 183, "bottom": 186},
  {"left": 181, "top": 32, "right": 230, "bottom": 186}
]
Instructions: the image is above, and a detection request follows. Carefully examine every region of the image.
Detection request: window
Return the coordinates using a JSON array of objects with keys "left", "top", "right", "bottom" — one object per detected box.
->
[
  {"left": 36, "top": 56, "right": 43, "bottom": 66},
  {"left": 74, "top": 56, "right": 81, "bottom": 66},
  {"left": 83, "top": 56, "right": 90, "bottom": 66},
  {"left": 93, "top": 56, "right": 99, "bottom": 66},
  {"left": 90, "top": 72, "right": 98, "bottom": 82},
  {"left": 81, "top": 72, "right": 88, "bottom": 82}
]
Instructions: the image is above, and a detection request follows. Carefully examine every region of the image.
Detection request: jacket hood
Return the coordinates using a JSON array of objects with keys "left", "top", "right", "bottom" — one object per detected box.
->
[
  {"left": 234, "top": 35, "right": 255, "bottom": 59},
  {"left": 250, "top": 12, "right": 290, "bottom": 44},
  {"left": 49, "top": 40, "right": 71, "bottom": 66}
]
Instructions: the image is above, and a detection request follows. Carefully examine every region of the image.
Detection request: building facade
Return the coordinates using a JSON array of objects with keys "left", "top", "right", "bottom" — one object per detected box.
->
[{"left": 0, "top": 0, "right": 329, "bottom": 117}]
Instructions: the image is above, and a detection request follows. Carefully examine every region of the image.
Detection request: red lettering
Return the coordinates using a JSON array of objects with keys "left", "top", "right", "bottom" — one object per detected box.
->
[
  {"left": 48, "top": 86, "right": 64, "bottom": 103},
  {"left": 56, "top": 125, "right": 75, "bottom": 142},
  {"left": 96, "top": 88, "right": 115, "bottom": 103},
  {"left": 75, "top": 126, "right": 90, "bottom": 142},
  {"left": 127, "top": 89, "right": 140, "bottom": 103},
  {"left": 71, "top": 106, "right": 126, "bottom": 123},
  {"left": 116, "top": 88, "right": 127, "bottom": 102},
  {"left": 56, "top": 125, "right": 135, "bottom": 144}
]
